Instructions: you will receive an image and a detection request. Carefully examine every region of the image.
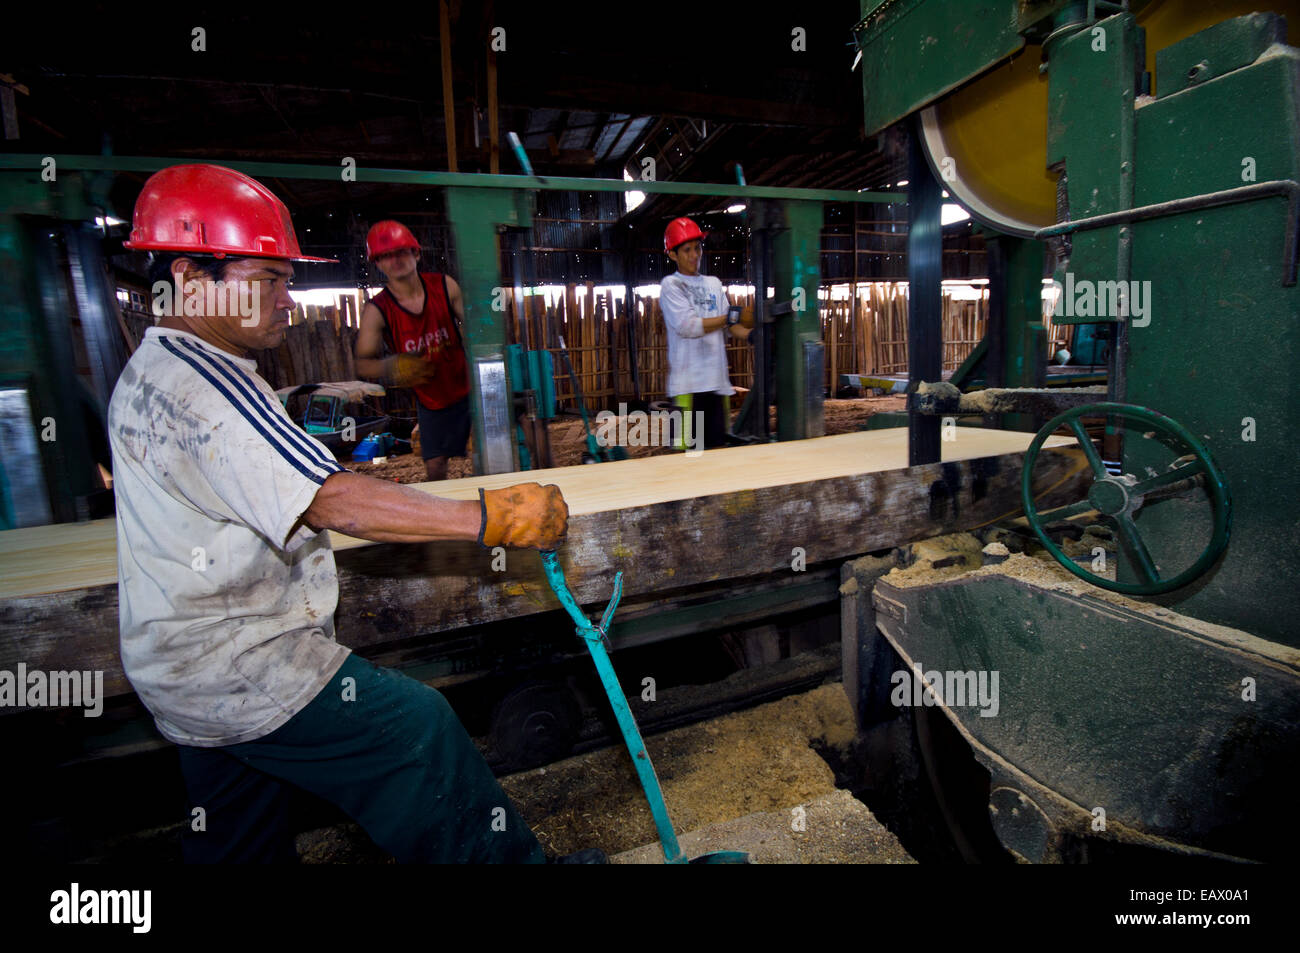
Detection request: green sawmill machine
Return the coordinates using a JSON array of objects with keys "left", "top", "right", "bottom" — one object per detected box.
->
[{"left": 844, "top": 0, "right": 1299, "bottom": 861}]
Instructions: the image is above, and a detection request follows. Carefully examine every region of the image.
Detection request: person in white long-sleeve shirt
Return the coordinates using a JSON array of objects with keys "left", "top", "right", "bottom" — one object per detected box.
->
[{"left": 659, "top": 217, "right": 752, "bottom": 449}]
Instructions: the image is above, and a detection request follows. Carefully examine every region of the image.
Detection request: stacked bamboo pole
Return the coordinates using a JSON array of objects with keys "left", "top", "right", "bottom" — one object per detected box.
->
[
  {"left": 499, "top": 281, "right": 1005, "bottom": 410},
  {"left": 123, "top": 282, "right": 1060, "bottom": 414}
]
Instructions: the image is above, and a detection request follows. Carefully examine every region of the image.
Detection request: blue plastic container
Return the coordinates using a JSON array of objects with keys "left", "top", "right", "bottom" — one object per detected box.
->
[{"left": 352, "top": 433, "right": 391, "bottom": 462}]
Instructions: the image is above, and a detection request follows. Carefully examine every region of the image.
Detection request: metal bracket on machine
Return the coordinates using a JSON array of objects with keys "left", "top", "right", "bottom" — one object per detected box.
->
[
  {"left": 804, "top": 341, "right": 825, "bottom": 438},
  {"left": 0, "top": 389, "right": 53, "bottom": 528},
  {"left": 474, "top": 359, "right": 515, "bottom": 475}
]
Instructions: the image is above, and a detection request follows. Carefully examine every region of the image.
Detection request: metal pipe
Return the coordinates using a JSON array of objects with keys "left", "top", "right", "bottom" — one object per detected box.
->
[
  {"left": 753, "top": 226, "right": 771, "bottom": 441},
  {"left": 907, "top": 118, "right": 943, "bottom": 466},
  {"left": 0, "top": 154, "right": 906, "bottom": 204},
  {"left": 1035, "top": 180, "right": 1300, "bottom": 286}
]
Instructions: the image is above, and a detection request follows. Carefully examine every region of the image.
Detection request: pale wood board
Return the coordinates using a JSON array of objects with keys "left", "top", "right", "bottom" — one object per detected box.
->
[
  {"left": 2, "top": 439, "right": 1090, "bottom": 702},
  {"left": 0, "top": 428, "right": 1071, "bottom": 600}
]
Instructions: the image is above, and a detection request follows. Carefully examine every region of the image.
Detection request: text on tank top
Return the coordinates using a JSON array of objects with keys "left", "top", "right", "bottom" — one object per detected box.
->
[{"left": 373, "top": 273, "right": 470, "bottom": 410}]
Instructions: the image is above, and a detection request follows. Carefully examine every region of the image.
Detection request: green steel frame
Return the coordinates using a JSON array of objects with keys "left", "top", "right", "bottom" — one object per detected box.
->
[
  {"left": 0, "top": 154, "right": 905, "bottom": 482},
  {"left": 772, "top": 200, "right": 825, "bottom": 442},
  {"left": 0, "top": 154, "right": 905, "bottom": 204}
]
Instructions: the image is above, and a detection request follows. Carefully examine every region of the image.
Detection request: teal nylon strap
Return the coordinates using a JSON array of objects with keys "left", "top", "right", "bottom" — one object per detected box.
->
[{"left": 539, "top": 550, "right": 687, "bottom": 864}]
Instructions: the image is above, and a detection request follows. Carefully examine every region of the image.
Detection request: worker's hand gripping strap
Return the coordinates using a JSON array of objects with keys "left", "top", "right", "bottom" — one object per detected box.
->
[{"left": 479, "top": 483, "right": 569, "bottom": 550}]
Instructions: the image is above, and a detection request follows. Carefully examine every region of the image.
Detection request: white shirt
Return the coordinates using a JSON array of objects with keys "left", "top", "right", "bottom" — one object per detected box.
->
[
  {"left": 659, "top": 272, "right": 735, "bottom": 398},
  {"left": 108, "top": 327, "right": 350, "bottom": 747}
]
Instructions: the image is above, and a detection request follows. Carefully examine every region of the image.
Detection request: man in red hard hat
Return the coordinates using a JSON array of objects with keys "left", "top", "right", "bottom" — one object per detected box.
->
[
  {"left": 108, "top": 164, "right": 594, "bottom": 863},
  {"left": 660, "top": 217, "right": 751, "bottom": 450},
  {"left": 355, "top": 221, "right": 469, "bottom": 482}
]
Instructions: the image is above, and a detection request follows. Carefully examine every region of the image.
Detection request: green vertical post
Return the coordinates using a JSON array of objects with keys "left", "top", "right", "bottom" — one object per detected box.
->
[
  {"left": 998, "top": 236, "right": 1046, "bottom": 432},
  {"left": 772, "top": 199, "right": 824, "bottom": 441},
  {"left": 444, "top": 186, "right": 532, "bottom": 475}
]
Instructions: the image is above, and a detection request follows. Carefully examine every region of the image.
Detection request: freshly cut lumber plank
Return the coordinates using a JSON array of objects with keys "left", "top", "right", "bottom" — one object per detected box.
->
[
  {"left": 0, "top": 428, "right": 1072, "bottom": 598},
  {"left": 0, "top": 429, "right": 1085, "bottom": 704},
  {"left": 383, "top": 426, "right": 1071, "bottom": 525},
  {"left": 0, "top": 519, "right": 121, "bottom": 601}
]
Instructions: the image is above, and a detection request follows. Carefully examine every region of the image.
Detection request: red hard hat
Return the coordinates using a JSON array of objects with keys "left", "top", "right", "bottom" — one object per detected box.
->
[
  {"left": 664, "top": 217, "right": 706, "bottom": 253},
  {"left": 123, "top": 164, "right": 335, "bottom": 262},
  {"left": 366, "top": 220, "right": 420, "bottom": 260}
]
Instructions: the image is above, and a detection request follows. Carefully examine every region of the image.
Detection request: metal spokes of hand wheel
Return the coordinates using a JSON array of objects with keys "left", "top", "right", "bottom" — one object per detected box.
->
[{"left": 1021, "top": 402, "right": 1231, "bottom": 596}]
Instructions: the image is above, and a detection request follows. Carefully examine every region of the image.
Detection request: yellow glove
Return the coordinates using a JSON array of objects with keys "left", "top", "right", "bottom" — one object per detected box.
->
[
  {"left": 479, "top": 483, "right": 569, "bottom": 550},
  {"left": 386, "top": 353, "right": 436, "bottom": 388}
]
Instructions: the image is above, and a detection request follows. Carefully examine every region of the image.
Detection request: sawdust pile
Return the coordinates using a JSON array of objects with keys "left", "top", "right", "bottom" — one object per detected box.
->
[
  {"left": 913, "top": 381, "right": 1106, "bottom": 415},
  {"left": 956, "top": 389, "right": 1017, "bottom": 414},
  {"left": 915, "top": 380, "right": 961, "bottom": 400},
  {"left": 1060, "top": 523, "right": 1116, "bottom": 558},
  {"left": 882, "top": 532, "right": 986, "bottom": 587},
  {"left": 957, "top": 385, "right": 1105, "bottom": 415},
  {"left": 497, "top": 684, "right": 857, "bottom": 857}
]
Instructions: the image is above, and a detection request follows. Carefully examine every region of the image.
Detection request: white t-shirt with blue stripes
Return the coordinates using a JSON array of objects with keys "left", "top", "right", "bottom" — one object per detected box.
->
[{"left": 108, "top": 327, "right": 350, "bottom": 747}]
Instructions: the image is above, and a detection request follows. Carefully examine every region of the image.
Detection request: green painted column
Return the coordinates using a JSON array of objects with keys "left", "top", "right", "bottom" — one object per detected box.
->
[
  {"left": 444, "top": 186, "right": 532, "bottom": 475},
  {"left": 996, "top": 236, "right": 1047, "bottom": 432},
  {"left": 772, "top": 199, "right": 824, "bottom": 441}
]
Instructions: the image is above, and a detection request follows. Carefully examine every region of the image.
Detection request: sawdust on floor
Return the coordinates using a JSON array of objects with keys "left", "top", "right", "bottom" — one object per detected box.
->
[
  {"left": 1060, "top": 523, "right": 1116, "bottom": 558},
  {"left": 497, "top": 683, "right": 859, "bottom": 858},
  {"left": 611, "top": 789, "right": 915, "bottom": 864}
]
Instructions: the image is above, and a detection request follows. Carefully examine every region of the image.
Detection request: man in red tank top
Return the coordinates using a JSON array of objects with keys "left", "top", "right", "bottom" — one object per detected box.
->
[{"left": 356, "top": 220, "right": 472, "bottom": 481}]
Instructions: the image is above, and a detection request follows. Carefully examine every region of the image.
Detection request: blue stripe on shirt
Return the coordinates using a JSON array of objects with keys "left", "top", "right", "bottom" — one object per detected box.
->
[
  {"left": 172, "top": 338, "right": 344, "bottom": 477},
  {"left": 158, "top": 336, "right": 336, "bottom": 484}
]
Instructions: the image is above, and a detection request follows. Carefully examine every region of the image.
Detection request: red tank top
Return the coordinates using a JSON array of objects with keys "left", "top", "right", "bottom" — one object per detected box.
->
[{"left": 373, "top": 273, "right": 470, "bottom": 410}]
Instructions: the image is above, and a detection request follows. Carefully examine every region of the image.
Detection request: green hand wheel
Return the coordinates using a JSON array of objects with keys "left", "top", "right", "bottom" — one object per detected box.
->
[{"left": 1021, "top": 402, "right": 1231, "bottom": 596}]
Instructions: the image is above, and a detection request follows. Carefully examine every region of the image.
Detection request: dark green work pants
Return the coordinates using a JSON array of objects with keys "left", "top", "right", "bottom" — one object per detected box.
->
[{"left": 176, "top": 653, "right": 546, "bottom": 864}]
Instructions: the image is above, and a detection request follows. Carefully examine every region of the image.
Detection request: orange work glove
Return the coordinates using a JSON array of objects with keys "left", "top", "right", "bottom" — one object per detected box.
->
[
  {"left": 479, "top": 483, "right": 569, "bottom": 550},
  {"left": 386, "top": 353, "right": 436, "bottom": 388}
]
